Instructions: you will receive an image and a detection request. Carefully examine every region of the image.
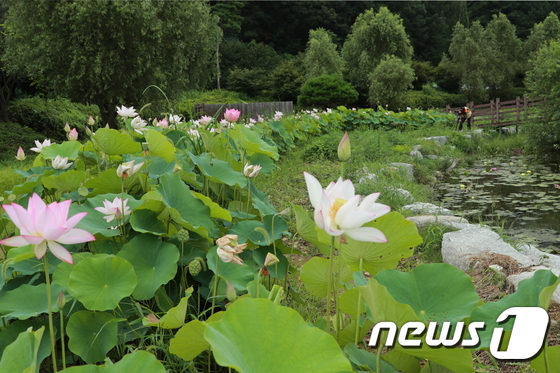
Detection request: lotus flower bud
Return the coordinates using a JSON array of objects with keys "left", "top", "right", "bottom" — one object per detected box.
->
[
  {"left": 15, "top": 146, "right": 26, "bottom": 161},
  {"left": 337, "top": 132, "right": 351, "bottom": 161},
  {"left": 226, "top": 281, "right": 237, "bottom": 302},
  {"left": 88, "top": 116, "right": 95, "bottom": 126},
  {"left": 264, "top": 252, "right": 280, "bottom": 267},
  {"left": 57, "top": 290, "right": 66, "bottom": 310}
]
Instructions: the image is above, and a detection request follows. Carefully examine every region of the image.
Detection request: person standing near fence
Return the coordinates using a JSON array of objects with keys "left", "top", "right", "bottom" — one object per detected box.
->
[{"left": 456, "top": 106, "right": 472, "bottom": 131}]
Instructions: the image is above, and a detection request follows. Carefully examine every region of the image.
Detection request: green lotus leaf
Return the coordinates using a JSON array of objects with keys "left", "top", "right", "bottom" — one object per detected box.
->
[
  {"left": 169, "top": 312, "right": 225, "bottom": 362},
  {"left": 531, "top": 345, "right": 560, "bottom": 373},
  {"left": 144, "top": 129, "right": 176, "bottom": 162},
  {"left": 129, "top": 209, "right": 167, "bottom": 236},
  {"left": 227, "top": 125, "right": 279, "bottom": 160},
  {"left": 117, "top": 234, "right": 179, "bottom": 300},
  {"left": 207, "top": 247, "right": 255, "bottom": 292},
  {"left": 188, "top": 152, "right": 247, "bottom": 187},
  {"left": 67, "top": 311, "right": 117, "bottom": 364},
  {"left": 191, "top": 191, "right": 232, "bottom": 222},
  {"left": 0, "top": 283, "right": 64, "bottom": 320},
  {"left": 204, "top": 298, "right": 352, "bottom": 372},
  {"left": 0, "top": 326, "right": 45, "bottom": 373},
  {"left": 92, "top": 128, "right": 141, "bottom": 155},
  {"left": 59, "top": 351, "right": 165, "bottom": 373},
  {"left": 68, "top": 255, "right": 137, "bottom": 311},
  {"left": 156, "top": 173, "right": 215, "bottom": 237},
  {"left": 146, "top": 156, "right": 175, "bottom": 179},
  {"left": 340, "top": 212, "right": 421, "bottom": 275},
  {"left": 292, "top": 204, "right": 332, "bottom": 256},
  {"left": 375, "top": 263, "right": 480, "bottom": 324},
  {"left": 41, "top": 170, "right": 87, "bottom": 192},
  {"left": 300, "top": 257, "right": 353, "bottom": 298},
  {"left": 358, "top": 276, "right": 474, "bottom": 373},
  {"left": 42, "top": 141, "right": 83, "bottom": 160},
  {"left": 470, "top": 269, "right": 560, "bottom": 348},
  {"left": 143, "top": 292, "right": 191, "bottom": 329},
  {"left": 343, "top": 343, "right": 399, "bottom": 372},
  {"left": 52, "top": 252, "right": 94, "bottom": 297}
]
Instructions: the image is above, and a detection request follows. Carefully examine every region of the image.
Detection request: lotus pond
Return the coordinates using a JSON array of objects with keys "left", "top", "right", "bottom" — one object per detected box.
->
[{"left": 435, "top": 155, "right": 560, "bottom": 252}]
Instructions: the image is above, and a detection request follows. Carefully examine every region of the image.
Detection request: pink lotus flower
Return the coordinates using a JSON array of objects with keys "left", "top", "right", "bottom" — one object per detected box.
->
[
  {"left": 156, "top": 118, "right": 169, "bottom": 128},
  {"left": 199, "top": 115, "right": 212, "bottom": 126},
  {"left": 0, "top": 194, "right": 95, "bottom": 264},
  {"left": 304, "top": 172, "right": 391, "bottom": 242},
  {"left": 94, "top": 197, "right": 131, "bottom": 223},
  {"left": 15, "top": 147, "right": 26, "bottom": 161},
  {"left": 224, "top": 108, "right": 241, "bottom": 123},
  {"left": 68, "top": 128, "right": 78, "bottom": 141}
]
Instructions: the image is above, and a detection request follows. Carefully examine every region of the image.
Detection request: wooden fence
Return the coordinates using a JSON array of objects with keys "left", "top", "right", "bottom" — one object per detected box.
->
[
  {"left": 444, "top": 95, "right": 544, "bottom": 129},
  {"left": 193, "top": 101, "right": 293, "bottom": 121}
]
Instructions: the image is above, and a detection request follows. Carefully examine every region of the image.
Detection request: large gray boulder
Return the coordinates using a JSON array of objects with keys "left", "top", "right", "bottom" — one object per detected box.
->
[
  {"left": 402, "top": 202, "right": 454, "bottom": 216},
  {"left": 441, "top": 226, "right": 535, "bottom": 271},
  {"left": 406, "top": 215, "right": 468, "bottom": 230},
  {"left": 388, "top": 163, "right": 415, "bottom": 181}
]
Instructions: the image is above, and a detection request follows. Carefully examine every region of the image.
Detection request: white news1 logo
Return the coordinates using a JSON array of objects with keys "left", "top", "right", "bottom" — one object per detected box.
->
[{"left": 369, "top": 307, "right": 549, "bottom": 359}]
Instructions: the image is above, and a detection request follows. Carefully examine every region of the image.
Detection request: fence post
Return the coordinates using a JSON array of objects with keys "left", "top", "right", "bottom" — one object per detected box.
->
[{"left": 496, "top": 98, "right": 501, "bottom": 124}]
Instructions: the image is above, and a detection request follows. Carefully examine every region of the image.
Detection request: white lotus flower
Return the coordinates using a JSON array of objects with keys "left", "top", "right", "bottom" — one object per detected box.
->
[
  {"left": 168, "top": 114, "right": 183, "bottom": 125},
  {"left": 116, "top": 105, "right": 137, "bottom": 118},
  {"left": 94, "top": 197, "right": 131, "bottom": 223},
  {"left": 131, "top": 116, "right": 147, "bottom": 134},
  {"left": 243, "top": 163, "right": 262, "bottom": 178},
  {"left": 303, "top": 172, "right": 390, "bottom": 242},
  {"left": 52, "top": 155, "right": 73, "bottom": 170},
  {"left": 117, "top": 160, "right": 144, "bottom": 179},
  {"left": 30, "top": 139, "right": 53, "bottom": 153}
]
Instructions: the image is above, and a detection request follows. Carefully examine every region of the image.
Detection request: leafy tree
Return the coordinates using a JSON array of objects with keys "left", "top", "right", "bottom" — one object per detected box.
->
[
  {"left": 211, "top": 1, "right": 245, "bottom": 39},
  {"left": 342, "top": 7, "right": 413, "bottom": 92},
  {"left": 525, "top": 12, "right": 560, "bottom": 56},
  {"left": 303, "top": 28, "right": 345, "bottom": 80},
  {"left": 298, "top": 74, "right": 358, "bottom": 109},
  {"left": 225, "top": 67, "right": 271, "bottom": 99},
  {"left": 3, "top": 0, "right": 221, "bottom": 127},
  {"left": 483, "top": 13, "right": 524, "bottom": 97},
  {"left": 447, "top": 21, "right": 489, "bottom": 101},
  {"left": 368, "top": 56, "right": 415, "bottom": 110},
  {"left": 524, "top": 40, "right": 560, "bottom": 155},
  {"left": 270, "top": 56, "right": 306, "bottom": 102},
  {"left": 219, "top": 40, "right": 282, "bottom": 89}
]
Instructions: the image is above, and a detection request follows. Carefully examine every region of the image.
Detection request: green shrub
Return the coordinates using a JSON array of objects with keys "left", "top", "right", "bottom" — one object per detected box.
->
[
  {"left": 226, "top": 67, "right": 273, "bottom": 99},
  {"left": 0, "top": 122, "right": 46, "bottom": 161},
  {"left": 405, "top": 85, "right": 466, "bottom": 110},
  {"left": 298, "top": 74, "right": 358, "bottom": 109},
  {"left": 8, "top": 97, "right": 99, "bottom": 141}
]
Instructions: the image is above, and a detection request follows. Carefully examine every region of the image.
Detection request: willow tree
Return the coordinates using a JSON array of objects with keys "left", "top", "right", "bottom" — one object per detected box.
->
[
  {"left": 342, "top": 7, "right": 413, "bottom": 92},
  {"left": 3, "top": 0, "right": 221, "bottom": 126},
  {"left": 303, "top": 28, "right": 345, "bottom": 80}
]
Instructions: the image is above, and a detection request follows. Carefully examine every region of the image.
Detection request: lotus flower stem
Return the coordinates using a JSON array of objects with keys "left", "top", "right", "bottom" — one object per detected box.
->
[
  {"left": 326, "top": 235, "right": 335, "bottom": 332},
  {"left": 43, "top": 256, "right": 58, "bottom": 372},
  {"left": 354, "top": 258, "right": 364, "bottom": 345},
  {"left": 376, "top": 339, "right": 384, "bottom": 373},
  {"left": 59, "top": 309, "right": 66, "bottom": 370}
]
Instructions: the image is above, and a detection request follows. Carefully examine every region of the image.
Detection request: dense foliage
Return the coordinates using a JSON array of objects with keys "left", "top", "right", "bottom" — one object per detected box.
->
[
  {"left": 297, "top": 75, "right": 358, "bottom": 110},
  {"left": 3, "top": 0, "right": 221, "bottom": 127}
]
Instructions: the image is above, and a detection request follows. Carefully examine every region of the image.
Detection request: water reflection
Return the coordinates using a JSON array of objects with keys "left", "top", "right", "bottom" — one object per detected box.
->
[{"left": 435, "top": 155, "right": 560, "bottom": 252}]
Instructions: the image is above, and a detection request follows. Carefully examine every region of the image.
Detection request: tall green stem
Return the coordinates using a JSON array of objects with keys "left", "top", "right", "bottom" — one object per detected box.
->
[
  {"left": 59, "top": 309, "right": 66, "bottom": 370},
  {"left": 376, "top": 339, "right": 384, "bottom": 373},
  {"left": 43, "top": 256, "right": 58, "bottom": 373},
  {"left": 326, "top": 235, "right": 336, "bottom": 332},
  {"left": 354, "top": 258, "right": 364, "bottom": 345}
]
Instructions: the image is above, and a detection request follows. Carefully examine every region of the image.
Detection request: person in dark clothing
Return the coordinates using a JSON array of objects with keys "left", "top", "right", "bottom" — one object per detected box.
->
[{"left": 455, "top": 106, "right": 473, "bottom": 131}]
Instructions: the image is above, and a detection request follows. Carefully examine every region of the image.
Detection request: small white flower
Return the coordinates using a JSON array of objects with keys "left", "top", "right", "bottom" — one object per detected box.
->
[
  {"left": 117, "top": 160, "right": 144, "bottom": 178},
  {"left": 188, "top": 128, "right": 200, "bottom": 138},
  {"left": 116, "top": 105, "right": 137, "bottom": 118},
  {"left": 243, "top": 163, "right": 262, "bottom": 178},
  {"left": 52, "top": 155, "right": 73, "bottom": 170},
  {"left": 30, "top": 139, "right": 53, "bottom": 153},
  {"left": 273, "top": 111, "right": 283, "bottom": 120},
  {"left": 94, "top": 197, "right": 131, "bottom": 223},
  {"left": 131, "top": 116, "right": 147, "bottom": 134},
  {"left": 199, "top": 115, "right": 212, "bottom": 126},
  {"left": 168, "top": 114, "right": 183, "bottom": 125}
]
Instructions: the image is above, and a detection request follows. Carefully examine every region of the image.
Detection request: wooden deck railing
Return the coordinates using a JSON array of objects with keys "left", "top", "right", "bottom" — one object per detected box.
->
[{"left": 444, "top": 95, "right": 544, "bottom": 128}]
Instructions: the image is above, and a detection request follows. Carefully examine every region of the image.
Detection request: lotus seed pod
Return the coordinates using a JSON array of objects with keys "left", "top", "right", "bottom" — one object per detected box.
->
[
  {"left": 188, "top": 259, "right": 202, "bottom": 276},
  {"left": 78, "top": 186, "right": 89, "bottom": 197},
  {"left": 176, "top": 229, "right": 190, "bottom": 242}
]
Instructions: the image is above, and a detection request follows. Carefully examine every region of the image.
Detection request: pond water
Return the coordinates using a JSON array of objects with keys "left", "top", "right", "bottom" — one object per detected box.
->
[{"left": 435, "top": 155, "right": 560, "bottom": 253}]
